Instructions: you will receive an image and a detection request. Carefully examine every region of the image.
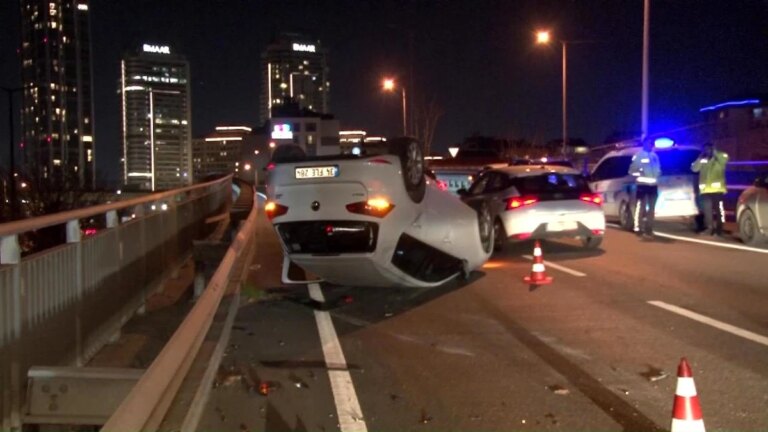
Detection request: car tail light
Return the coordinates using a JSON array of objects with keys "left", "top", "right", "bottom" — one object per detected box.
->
[
  {"left": 367, "top": 158, "right": 392, "bottom": 165},
  {"left": 265, "top": 201, "right": 288, "bottom": 220},
  {"left": 579, "top": 193, "right": 603, "bottom": 205},
  {"left": 436, "top": 180, "right": 448, "bottom": 191},
  {"left": 514, "top": 233, "right": 532, "bottom": 240},
  {"left": 592, "top": 229, "right": 604, "bottom": 235},
  {"left": 266, "top": 162, "right": 276, "bottom": 171},
  {"left": 506, "top": 196, "right": 538, "bottom": 210},
  {"left": 84, "top": 228, "right": 98, "bottom": 236},
  {"left": 346, "top": 198, "right": 395, "bottom": 218}
]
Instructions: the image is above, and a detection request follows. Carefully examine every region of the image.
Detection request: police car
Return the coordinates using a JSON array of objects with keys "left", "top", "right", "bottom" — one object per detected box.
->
[{"left": 589, "top": 140, "right": 700, "bottom": 230}]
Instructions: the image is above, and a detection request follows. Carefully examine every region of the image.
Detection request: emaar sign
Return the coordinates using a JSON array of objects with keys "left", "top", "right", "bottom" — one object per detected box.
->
[
  {"left": 143, "top": 44, "right": 171, "bottom": 54},
  {"left": 292, "top": 43, "right": 316, "bottom": 53}
]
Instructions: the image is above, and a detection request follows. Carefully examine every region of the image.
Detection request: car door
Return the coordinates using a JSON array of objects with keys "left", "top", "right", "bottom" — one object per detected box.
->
[
  {"left": 480, "top": 172, "right": 510, "bottom": 219},
  {"left": 460, "top": 171, "right": 492, "bottom": 212}
]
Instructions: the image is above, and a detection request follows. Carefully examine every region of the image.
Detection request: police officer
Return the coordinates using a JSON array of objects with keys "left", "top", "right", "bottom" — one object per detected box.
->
[
  {"left": 628, "top": 139, "right": 662, "bottom": 238},
  {"left": 691, "top": 142, "right": 728, "bottom": 236}
]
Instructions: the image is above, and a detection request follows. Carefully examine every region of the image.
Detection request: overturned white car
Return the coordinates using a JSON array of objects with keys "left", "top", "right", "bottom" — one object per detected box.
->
[{"left": 266, "top": 138, "right": 493, "bottom": 288}]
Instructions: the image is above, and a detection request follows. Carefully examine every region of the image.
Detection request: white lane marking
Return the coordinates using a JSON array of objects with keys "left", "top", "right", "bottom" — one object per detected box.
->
[
  {"left": 607, "top": 223, "right": 768, "bottom": 254},
  {"left": 310, "top": 284, "right": 368, "bottom": 432},
  {"left": 521, "top": 255, "right": 587, "bottom": 277},
  {"left": 648, "top": 300, "right": 768, "bottom": 347},
  {"left": 309, "top": 282, "right": 325, "bottom": 303},
  {"left": 652, "top": 232, "right": 768, "bottom": 254}
]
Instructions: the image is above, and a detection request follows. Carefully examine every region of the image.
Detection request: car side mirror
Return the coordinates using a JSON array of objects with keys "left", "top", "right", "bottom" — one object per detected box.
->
[{"left": 456, "top": 188, "right": 468, "bottom": 197}]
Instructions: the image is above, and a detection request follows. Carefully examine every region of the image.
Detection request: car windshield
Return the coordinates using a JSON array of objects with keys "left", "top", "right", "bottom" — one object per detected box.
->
[{"left": 658, "top": 149, "right": 699, "bottom": 175}]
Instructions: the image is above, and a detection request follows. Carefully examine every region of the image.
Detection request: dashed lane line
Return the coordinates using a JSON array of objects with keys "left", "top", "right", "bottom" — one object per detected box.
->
[
  {"left": 521, "top": 255, "right": 587, "bottom": 277},
  {"left": 648, "top": 300, "right": 768, "bottom": 347},
  {"left": 309, "top": 283, "right": 368, "bottom": 432}
]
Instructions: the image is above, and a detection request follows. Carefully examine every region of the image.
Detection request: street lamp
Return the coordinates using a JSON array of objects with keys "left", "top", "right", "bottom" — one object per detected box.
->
[
  {"left": 535, "top": 30, "right": 568, "bottom": 157},
  {"left": 382, "top": 78, "right": 407, "bottom": 136}
]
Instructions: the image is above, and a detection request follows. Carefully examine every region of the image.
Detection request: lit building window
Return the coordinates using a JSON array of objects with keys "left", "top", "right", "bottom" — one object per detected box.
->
[{"left": 53, "top": 159, "right": 61, "bottom": 166}]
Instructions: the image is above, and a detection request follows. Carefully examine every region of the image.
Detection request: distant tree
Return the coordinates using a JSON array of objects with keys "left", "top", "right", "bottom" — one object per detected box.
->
[{"left": 412, "top": 95, "right": 444, "bottom": 157}]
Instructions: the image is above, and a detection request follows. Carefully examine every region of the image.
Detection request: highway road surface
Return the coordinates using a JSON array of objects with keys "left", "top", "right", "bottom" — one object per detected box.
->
[{"left": 198, "top": 210, "right": 768, "bottom": 431}]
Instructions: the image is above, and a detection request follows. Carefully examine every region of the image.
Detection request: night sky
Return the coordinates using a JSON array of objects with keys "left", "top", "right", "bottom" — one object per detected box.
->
[{"left": 1, "top": 0, "right": 767, "bottom": 182}]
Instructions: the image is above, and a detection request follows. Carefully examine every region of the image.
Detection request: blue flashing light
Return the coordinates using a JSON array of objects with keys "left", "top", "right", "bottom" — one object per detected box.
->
[
  {"left": 654, "top": 137, "right": 675, "bottom": 149},
  {"left": 699, "top": 99, "right": 760, "bottom": 112}
]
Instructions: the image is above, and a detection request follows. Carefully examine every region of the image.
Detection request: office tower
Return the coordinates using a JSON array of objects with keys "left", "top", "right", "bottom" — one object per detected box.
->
[
  {"left": 259, "top": 32, "right": 329, "bottom": 125},
  {"left": 121, "top": 44, "right": 192, "bottom": 191},
  {"left": 20, "top": 0, "right": 96, "bottom": 188}
]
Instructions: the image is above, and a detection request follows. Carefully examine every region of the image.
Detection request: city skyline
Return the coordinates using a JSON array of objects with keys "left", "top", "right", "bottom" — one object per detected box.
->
[{"left": 2, "top": 0, "right": 768, "bottom": 183}]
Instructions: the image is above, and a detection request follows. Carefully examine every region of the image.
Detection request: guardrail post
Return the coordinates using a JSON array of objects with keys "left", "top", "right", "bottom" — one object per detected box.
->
[
  {"left": 1, "top": 234, "right": 22, "bottom": 428},
  {"left": 66, "top": 219, "right": 85, "bottom": 366},
  {"left": 106, "top": 210, "right": 119, "bottom": 228}
]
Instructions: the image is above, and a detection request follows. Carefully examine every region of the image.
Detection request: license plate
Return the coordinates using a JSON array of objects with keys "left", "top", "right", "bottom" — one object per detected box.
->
[
  {"left": 295, "top": 165, "right": 339, "bottom": 179},
  {"left": 547, "top": 221, "right": 578, "bottom": 232}
]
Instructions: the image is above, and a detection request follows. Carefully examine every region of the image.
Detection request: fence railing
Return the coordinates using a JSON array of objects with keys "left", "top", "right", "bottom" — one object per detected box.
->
[{"left": 0, "top": 176, "right": 232, "bottom": 429}]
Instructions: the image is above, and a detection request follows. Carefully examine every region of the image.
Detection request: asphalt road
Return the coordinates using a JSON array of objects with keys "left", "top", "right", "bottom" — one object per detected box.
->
[{"left": 198, "top": 211, "right": 768, "bottom": 432}]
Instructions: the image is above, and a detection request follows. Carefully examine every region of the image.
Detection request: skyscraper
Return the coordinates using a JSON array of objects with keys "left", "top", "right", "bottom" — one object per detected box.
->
[
  {"left": 259, "top": 32, "right": 329, "bottom": 125},
  {"left": 121, "top": 44, "right": 192, "bottom": 191},
  {"left": 20, "top": 0, "right": 96, "bottom": 188}
]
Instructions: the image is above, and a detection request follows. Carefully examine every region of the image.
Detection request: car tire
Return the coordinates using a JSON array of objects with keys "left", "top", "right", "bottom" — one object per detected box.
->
[
  {"left": 738, "top": 208, "right": 765, "bottom": 246},
  {"left": 388, "top": 138, "right": 426, "bottom": 203},
  {"left": 619, "top": 201, "right": 634, "bottom": 232},
  {"left": 581, "top": 235, "right": 603, "bottom": 249},
  {"left": 477, "top": 202, "right": 494, "bottom": 254},
  {"left": 493, "top": 218, "right": 506, "bottom": 252}
]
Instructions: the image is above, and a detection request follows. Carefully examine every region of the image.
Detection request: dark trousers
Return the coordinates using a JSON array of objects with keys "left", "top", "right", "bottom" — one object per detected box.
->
[
  {"left": 632, "top": 184, "right": 658, "bottom": 234},
  {"left": 699, "top": 192, "right": 725, "bottom": 235}
]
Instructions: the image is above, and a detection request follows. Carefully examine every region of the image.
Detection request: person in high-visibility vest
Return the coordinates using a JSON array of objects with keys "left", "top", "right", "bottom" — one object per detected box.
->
[
  {"left": 691, "top": 142, "right": 729, "bottom": 236},
  {"left": 628, "top": 139, "right": 662, "bottom": 238}
]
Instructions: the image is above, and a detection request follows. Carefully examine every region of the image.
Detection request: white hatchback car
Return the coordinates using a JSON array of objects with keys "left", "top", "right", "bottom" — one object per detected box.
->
[
  {"left": 459, "top": 165, "right": 606, "bottom": 249},
  {"left": 589, "top": 145, "right": 700, "bottom": 230},
  {"left": 266, "top": 138, "right": 493, "bottom": 288}
]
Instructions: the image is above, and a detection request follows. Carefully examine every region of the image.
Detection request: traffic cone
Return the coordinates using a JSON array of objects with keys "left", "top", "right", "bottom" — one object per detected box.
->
[
  {"left": 523, "top": 240, "right": 553, "bottom": 285},
  {"left": 671, "top": 357, "right": 705, "bottom": 432}
]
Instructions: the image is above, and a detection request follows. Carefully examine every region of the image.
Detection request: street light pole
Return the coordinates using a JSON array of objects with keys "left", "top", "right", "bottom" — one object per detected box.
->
[
  {"left": 641, "top": 0, "right": 651, "bottom": 141},
  {"left": 1, "top": 86, "right": 22, "bottom": 220},
  {"left": 561, "top": 41, "right": 568, "bottom": 157}
]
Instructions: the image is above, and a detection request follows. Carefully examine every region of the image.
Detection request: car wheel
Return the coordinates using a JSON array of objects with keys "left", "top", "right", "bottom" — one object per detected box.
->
[
  {"left": 581, "top": 235, "right": 603, "bottom": 249},
  {"left": 619, "top": 201, "right": 634, "bottom": 231},
  {"left": 477, "top": 202, "right": 493, "bottom": 254},
  {"left": 739, "top": 209, "right": 765, "bottom": 245},
  {"left": 493, "top": 218, "right": 506, "bottom": 252},
  {"left": 388, "top": 138, "right": 425, "bottom": 203}
]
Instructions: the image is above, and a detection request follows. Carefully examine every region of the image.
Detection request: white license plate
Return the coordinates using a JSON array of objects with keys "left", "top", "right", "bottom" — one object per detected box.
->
[
  {"left": 295, "top": 165, "right": 339, "bottom": 179},
  {"left": 547, "top": 221, "right": 578, "bottom": 232}
]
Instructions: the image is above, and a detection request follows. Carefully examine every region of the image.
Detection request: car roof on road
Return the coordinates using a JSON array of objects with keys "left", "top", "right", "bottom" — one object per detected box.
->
[{"left": 494, "top": 164, "right": 580, "bottom": 177}]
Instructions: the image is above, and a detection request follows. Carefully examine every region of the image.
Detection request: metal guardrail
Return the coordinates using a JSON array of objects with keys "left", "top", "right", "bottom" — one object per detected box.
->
[
  {"left": 0, "top": 176, "right": 232, "bottom": 429},
  {"left": 101, "top": 185, "right": 258, "bottom": 431}
]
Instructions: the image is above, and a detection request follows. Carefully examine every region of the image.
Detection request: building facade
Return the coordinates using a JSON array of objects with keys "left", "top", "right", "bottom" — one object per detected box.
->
[
  {"left": 259, "top": 32, "right": 329, "bottom": 125},
  {"left": 20, "top": 0, "right": 96, "bottom": 188},
  {"left": 698, "top": 97, "right": 768, "bottom": 161},
  {"left": 120, "top": 44, "right": 192, "bottom": 191},
  {"left": 270, "top": 100, "right": 339, "bottom": 156},
  {"left": 192, "top": 126, "right": 260, "bottom": 183}
]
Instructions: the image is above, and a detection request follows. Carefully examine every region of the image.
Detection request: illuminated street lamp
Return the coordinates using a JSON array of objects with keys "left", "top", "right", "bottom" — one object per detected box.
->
[
  {"left": 535, "top": 29, "right": 568, "bottom": 156},
  {"left": 382, "top": 78, "right": 407, "bottom": 136}
]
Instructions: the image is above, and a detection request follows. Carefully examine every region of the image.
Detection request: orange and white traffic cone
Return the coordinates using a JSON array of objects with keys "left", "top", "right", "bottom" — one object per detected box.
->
[
  {"left": 671, "top": 357, "right": 705, "bottom": 432},
  {"left": 523, "top": 240, "right": 553, "bottom": 285}
]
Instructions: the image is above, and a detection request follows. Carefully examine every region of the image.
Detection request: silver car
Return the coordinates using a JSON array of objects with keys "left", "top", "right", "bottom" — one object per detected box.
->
[
  {"left": 736, "top": 172, "right": 768, "bottom": 245},
  {"left": 459, "top": 165, "right": 606, "bottom": 250}
]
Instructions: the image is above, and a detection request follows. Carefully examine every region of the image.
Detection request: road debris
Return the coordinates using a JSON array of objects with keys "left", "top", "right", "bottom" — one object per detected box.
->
[
  {"left": 419, "top": 408, "right": 433, "bottom": 424},
  {"left": 546, "top": 384, "right": 570, "bottom": 395},
  {"left": 640, "top": 366, "right": 669, "bottom": 382}
]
